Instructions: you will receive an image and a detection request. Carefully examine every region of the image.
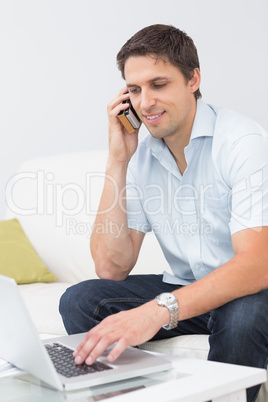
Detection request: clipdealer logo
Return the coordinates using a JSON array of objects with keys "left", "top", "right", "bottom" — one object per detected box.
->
[{"left": 5, "top": 168, "right": 264, "bottom": 236}]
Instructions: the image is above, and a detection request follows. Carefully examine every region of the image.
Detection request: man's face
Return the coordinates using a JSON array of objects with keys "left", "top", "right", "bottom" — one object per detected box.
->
[{"left": 124, "top": 55, "right": 199, "bottom": 143}]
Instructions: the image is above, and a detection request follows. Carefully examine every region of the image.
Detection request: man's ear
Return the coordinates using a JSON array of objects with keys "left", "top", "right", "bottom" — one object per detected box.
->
[{"left": 190, "top": 68, "right": 201, "bottom": 94}]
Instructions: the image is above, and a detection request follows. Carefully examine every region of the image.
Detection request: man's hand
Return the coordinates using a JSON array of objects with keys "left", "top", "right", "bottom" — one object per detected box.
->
[
  {"left": 73, "top": 300, "right": 169, "bottom": 365},
  {"left": 107, "top": 87, "right": 140, "bottom": 165}
]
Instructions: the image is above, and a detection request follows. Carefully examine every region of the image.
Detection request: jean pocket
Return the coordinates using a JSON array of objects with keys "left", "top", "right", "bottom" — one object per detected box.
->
[{"left": 207, "top": 310, "right": 216, "bottom": 332}]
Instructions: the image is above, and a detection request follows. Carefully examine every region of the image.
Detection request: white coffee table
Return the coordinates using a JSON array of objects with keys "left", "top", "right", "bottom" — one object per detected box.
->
[{"left": 0, "top": 354, "right": 266, "bottom": 402}]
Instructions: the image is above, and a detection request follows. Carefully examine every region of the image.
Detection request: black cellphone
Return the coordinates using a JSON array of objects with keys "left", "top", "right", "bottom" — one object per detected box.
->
[{"left": 117, "top": 100, "right": 141, "bottom": 133}]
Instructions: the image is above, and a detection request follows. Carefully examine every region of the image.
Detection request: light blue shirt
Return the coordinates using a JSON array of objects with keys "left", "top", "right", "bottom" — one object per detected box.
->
[{"left": 126, "top": 100, "right": 268, "bottom": 285}]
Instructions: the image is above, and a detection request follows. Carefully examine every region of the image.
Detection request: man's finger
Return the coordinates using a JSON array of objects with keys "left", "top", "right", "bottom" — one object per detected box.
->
[
  {"left": 74, "top": 331, "right": 101, "bottom": 364},
  {"left": 107, "top": 337, "right": 128, "bottom": 363}
]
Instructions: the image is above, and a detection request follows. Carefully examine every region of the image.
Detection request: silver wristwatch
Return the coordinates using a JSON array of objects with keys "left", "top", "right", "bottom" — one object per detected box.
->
[{"left": 155, "top": 292, "right": 179, "bottom": 330}]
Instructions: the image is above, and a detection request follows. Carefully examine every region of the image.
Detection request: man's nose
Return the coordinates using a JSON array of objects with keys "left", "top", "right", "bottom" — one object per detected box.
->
[{"left": 140, "top": 90, "right": 156, "bottom": 112}]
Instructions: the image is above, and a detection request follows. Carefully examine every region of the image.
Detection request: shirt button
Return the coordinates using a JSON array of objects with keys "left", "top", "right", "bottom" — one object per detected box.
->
[{"left": 196, "top": 264, "right": 201, "bottom": 270}]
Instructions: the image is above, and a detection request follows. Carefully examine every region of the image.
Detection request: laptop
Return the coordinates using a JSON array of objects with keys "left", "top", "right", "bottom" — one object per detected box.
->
[{"left": 0, "top": 275, "right": 172, "bottom": 391}]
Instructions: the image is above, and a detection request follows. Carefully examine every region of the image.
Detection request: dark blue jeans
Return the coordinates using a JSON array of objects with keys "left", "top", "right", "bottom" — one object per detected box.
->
[{"left": 59, "top": 274, "right": 268, "bottom": 402}]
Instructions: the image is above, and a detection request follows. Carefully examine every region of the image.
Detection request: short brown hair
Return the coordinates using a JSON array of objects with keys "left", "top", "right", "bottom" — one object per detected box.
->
[{"left": 117, "top": 24, "right": 201, "bottom": 100}]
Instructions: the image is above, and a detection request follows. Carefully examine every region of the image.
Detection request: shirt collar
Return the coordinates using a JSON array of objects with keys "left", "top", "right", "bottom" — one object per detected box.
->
[
  {"left": 147, "top": 99, "right": 216, "bottom": 156},
  {"left": 190, "top": 99, "right": 216, "bottom": 140}
]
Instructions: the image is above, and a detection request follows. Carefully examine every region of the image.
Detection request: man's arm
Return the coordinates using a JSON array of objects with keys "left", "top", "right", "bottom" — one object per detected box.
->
[
  {"left": 90, "top": 161, "right": 145, "bottom": 281},
  {"left": 75, "top": 226, "right": 268, "bottom": 365},
  {"left": 175, "top": 226, "right": 268, "bottom": 321},
  {"left": 90, "top": 88, "right": 144, "bottom": 281}
]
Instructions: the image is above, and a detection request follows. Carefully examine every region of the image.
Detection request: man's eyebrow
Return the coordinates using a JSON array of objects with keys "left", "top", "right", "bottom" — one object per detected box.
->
[{"left": 127, "top": 76, "right": 169, "bottom": 88}]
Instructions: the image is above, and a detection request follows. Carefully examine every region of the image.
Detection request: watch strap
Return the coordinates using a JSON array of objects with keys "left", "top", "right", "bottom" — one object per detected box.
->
[{"left": 156, "top": 293, "right": 179, "bottom": 330}]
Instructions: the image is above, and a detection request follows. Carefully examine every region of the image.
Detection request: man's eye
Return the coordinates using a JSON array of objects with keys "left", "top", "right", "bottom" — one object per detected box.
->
[
  {"left": 129, "top": 88, "right": 140, "bottom": 94},
  {"left": 154, "top": 83, "right": 166, "bottom": 88}
]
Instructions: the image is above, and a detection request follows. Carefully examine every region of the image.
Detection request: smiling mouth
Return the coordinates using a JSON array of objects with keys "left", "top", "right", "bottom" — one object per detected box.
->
[{"left": 144, "top": 112, "right": 165, "bottom": 122}]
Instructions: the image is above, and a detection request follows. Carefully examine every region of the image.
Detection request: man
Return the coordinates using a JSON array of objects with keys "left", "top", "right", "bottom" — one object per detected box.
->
[{"left": 60, "top": 24, "right": 268, "bottom": 401}]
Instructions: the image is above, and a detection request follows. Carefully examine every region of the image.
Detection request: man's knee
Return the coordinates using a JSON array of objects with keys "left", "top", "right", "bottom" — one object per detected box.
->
[
  {"left": 209, "top": 290, "right": 268, "bottom": 364},
  {"left": 214, "top": 290, "right": 268, "bottom": 331},
  {"left": 59, "top": 280, "right": 102, "bottom": 334},
  {"left": 59, "top": 284, "right": 77, "bottom": 317},
  {"left": 60, "top": 279, "right": 103, "bottom": 313}
]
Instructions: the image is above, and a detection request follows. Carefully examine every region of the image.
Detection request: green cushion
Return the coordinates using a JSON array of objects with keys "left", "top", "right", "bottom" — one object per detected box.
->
[{"left": 0, "top": 218, "right": 57, "bottom": 284}]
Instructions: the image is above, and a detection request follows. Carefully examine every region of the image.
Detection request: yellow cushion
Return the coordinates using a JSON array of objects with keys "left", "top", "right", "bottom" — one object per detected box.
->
[{"left": 0, "top": 218, "right": 57, "bottom": 284}]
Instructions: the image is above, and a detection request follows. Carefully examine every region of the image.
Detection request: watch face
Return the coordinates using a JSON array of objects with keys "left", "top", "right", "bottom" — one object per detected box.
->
[{"left": 159, "top": 293, "right": 176, "bottom": 306}]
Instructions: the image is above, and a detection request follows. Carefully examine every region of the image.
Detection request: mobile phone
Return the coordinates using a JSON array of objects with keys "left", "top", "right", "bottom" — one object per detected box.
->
[{"left": 117, "top": 100, "right": 141, "bottom": 133}]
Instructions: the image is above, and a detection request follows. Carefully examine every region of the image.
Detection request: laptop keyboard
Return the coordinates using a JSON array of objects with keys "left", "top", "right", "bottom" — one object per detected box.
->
[{"left": 45, "top": 343, "right": 113, "bottom": 378}]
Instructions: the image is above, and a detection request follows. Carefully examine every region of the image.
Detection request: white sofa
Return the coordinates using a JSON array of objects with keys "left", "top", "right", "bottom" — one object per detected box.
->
[{"left": 4, "top": 150, "right": 267, "bottom": 400}]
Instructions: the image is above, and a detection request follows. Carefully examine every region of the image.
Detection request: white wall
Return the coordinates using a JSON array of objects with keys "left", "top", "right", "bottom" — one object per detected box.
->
[{"left": 1, "top": 0, "right": 267, "bottom": 219}]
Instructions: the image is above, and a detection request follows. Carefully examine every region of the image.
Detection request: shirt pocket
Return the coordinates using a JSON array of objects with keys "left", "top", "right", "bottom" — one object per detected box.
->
[{"left": 201, "top": 192, "right": 232, "bottom": 246}]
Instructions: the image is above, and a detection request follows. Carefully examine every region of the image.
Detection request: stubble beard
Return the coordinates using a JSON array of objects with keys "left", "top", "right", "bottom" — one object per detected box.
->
[{"left": 147, "top": 120, "right": 180, "bottom": 141}]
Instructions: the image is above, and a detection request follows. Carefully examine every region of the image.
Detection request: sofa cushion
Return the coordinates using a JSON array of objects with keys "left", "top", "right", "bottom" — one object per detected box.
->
[
  {"left": 0, "top": 218, "right": 57, "bottom": 284},
  {"left": 19, "top": 282, "right": 69, "bottom": 335}
]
